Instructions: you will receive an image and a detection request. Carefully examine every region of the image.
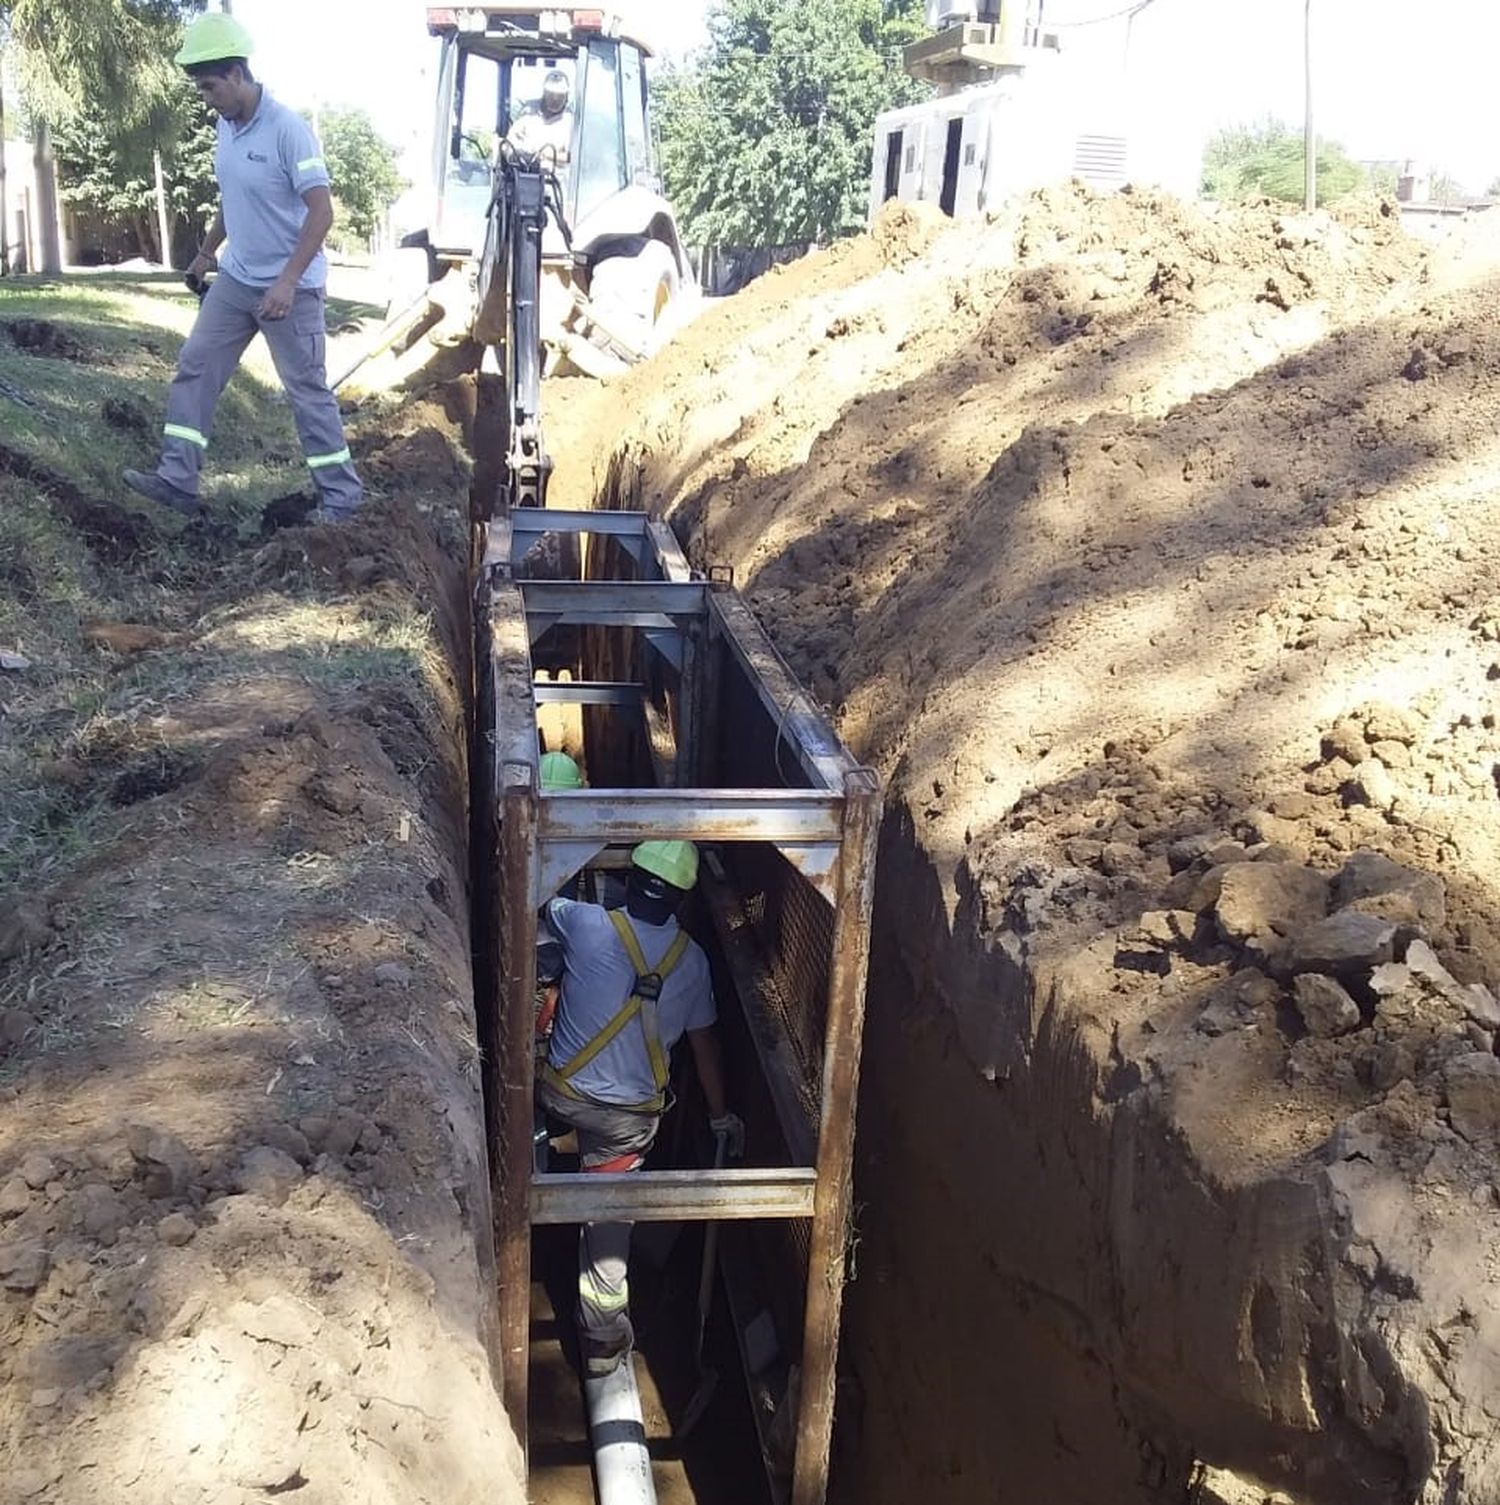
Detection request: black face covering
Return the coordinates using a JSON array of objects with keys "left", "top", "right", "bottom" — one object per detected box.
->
[{"left": 625, "top": 869, "right": 681, "bottom": 926}]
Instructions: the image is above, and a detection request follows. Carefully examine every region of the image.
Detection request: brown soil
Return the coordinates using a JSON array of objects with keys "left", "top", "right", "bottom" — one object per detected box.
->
[
  {"left": 552, "top": 187, "right": 1500, "bottom": 1504},
  {"left": 0, "top": 399, "right": 523, "bottom": 1502},
  {"left": 2, "top": 318, "right": 93, "bottom": 362}
]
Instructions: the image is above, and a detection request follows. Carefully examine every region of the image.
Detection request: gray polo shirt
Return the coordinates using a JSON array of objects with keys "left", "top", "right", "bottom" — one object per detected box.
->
[
  {"left": 215, "top": 89, "right": 331, "bottom": 290},
  {"left": 543, "top": 899, "right": 715, "bottom": 1108}
]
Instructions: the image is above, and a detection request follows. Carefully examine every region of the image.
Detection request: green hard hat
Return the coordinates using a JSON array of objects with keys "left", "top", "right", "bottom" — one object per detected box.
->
[
  {"left": 540, "top": 751, "right": 584, "bottom": 790},
  {"left": 632, "top": 840, "right": 698, "bottom": 892},
  {"left": 175, "top": 12, "right": 256, "bottom": 67}
]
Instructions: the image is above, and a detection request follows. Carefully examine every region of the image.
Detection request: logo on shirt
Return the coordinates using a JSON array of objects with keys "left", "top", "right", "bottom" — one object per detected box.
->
[{"left": 246, "top": 151, "right": 269, "bottom": 163}]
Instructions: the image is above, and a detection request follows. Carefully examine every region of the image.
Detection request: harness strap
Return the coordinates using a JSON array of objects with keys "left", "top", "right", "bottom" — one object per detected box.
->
[{"left": 541, "top": 912, "right": 690, "bottom": 1113}]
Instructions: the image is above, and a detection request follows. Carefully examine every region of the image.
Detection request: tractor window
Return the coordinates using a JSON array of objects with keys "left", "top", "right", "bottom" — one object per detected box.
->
[
  {"left": 450, "top": 49, "right": 500, "bottom": 187},
  {"left": 576, "top": 38, "right": 626, "bottom": 223},
  {"left": 439, "top": 46, "right": 501, "bottom": 252},
  {"left": 619, "top": 44, "right": 651, "bottom": 187}
]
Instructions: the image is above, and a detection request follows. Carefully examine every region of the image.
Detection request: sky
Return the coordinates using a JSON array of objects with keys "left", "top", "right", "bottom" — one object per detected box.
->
[{"left": 229, "top": 0, "right": 1500, "bottom": 200}]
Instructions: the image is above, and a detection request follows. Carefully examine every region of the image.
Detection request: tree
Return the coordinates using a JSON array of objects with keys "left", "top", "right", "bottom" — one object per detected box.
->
[
  {"left": 53, "top": 84, "right": 215, "bottom": 262},
  {"left": 1202, "top": 117, "right": 1371, "bottom": 208},
  {"left": 307, "top": 107, "right": 404, "bottom": 249},
  {"left": 3, "top": 0, "right": 201, "bottom": 271},
  {"left": 657, "top": 0, "right": 928, "bottom": 249}
]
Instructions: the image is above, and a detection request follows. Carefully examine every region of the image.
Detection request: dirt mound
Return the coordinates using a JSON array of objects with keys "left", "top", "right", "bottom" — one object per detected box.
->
[
  {"left": 1, "top": 329, "right": 520, "bottom": 1504},
  {"left": 2, "top": 318, "right": 91, "bottom": 361},
  {"left": 560, "top": 184, "right": 1500, "bottom": 1503}
]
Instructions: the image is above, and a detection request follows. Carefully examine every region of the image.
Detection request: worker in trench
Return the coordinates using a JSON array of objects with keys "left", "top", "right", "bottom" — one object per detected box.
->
[
  {"left": 123, "top": 13, "right": 363, "bottom": 524},
  {"left": 506, "top": 68, "right": 576, "bottom": 159},
  {"left": 536, "top": 839, "right": 744, "bottom": 1378}
]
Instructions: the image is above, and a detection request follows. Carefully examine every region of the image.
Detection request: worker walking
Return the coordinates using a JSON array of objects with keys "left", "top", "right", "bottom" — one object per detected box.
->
[
  {"left": 536, "top": 840, "right": 743, "bottom": 1377},
  {"left": 124, "top": 14, "right": 362, "bottom": 523}
]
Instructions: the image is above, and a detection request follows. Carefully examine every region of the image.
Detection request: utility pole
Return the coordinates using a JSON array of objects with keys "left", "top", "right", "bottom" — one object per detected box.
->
[
  {"left": 34, "top": 118, "right": 61, "bottom": 274},
  {"left": 153, "top": 149, "right": 173, "bottom": 267},
  {"left": 1303, "top": 0, "right": 1316, "bottom": 211}
]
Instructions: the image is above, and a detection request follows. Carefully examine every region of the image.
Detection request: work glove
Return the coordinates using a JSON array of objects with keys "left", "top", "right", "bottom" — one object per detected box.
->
[{"left": 709, "top": 1112, "right": 746, "bottom": 1160}]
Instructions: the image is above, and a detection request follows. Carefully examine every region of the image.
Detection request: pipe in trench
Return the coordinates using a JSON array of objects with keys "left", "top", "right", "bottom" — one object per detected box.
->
[{"left": 584, "top": 1355, "right": 659, "bottom": 1505}]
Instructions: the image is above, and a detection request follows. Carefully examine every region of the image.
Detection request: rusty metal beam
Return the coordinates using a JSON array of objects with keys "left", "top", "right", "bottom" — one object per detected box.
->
[
  {"left": 792, "top": 769, "right": 882, "bottom": 1505},
  {"left": 530, "top": 1168, "right": 817, "bottom": 1225},
  {"left": 539, "top": 789, "right": 843, "bottom": 845},
  {"left": 709, "top": 589, "right": 856, "bottom": 792},
  {"left": 496, "top": 760, "right": 540, "bottom": 1456},
  {"left": 521, "top": 580, "right": 707, "bottom": 616}
]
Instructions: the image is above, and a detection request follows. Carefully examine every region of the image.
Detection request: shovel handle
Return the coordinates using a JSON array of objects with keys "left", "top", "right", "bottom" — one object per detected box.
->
[{"left": 692, "top": 1130, "right": 731, "bottom": 1365}]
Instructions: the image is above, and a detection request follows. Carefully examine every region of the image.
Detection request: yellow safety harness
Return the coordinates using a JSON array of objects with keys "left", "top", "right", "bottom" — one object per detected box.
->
[{"left": 540, "top": 909, "right": 690, "bottom": 1115}]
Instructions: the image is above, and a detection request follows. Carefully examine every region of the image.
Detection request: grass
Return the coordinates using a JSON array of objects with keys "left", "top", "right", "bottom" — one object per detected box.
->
[
  {"left": 0, "top": 271, "right": 446, "bottom": 909},
  {"left": 0, "top": 272, "right": 319, "bottom": 530}
]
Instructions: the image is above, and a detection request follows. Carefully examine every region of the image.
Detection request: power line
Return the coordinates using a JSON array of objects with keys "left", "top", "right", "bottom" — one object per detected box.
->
[{"left": 1046, "top": 0, "right": 1161, "bottom": 28}]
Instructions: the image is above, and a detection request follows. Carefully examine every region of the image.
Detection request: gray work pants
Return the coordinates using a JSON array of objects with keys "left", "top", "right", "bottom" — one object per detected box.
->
[
  {"left": 157, "top": 272, "right": 362, "bottom": 513},
  {"left": 537, "top": 1079, "right": 660, "bottom": 1354}
]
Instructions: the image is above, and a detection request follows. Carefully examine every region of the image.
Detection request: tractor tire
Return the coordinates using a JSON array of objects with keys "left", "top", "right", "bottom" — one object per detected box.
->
[{"left": 588, "top": 239, "right": 680, "bottom": 359}]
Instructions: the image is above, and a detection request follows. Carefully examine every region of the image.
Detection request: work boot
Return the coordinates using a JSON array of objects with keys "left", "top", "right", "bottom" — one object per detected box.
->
[
  {"left": 308, "top": 506, "right": 359, "bottom": 526},
  {"left": 123, "top": 468, "right": 202, "bottom": 518},
  {"left": 582, "top": 1337, "right": 629, "bottom": 1381}
]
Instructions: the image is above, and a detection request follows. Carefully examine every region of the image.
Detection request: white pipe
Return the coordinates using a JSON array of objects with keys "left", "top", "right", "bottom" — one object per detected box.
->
[{"left": 583, "top": 1354, "right": 658, "bottom": 1505}]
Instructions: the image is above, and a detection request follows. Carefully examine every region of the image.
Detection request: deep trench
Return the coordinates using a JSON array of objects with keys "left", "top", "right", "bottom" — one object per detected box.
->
[
  {"left": 460, "top": 379, "right": 772, "bottom": 1503},
  {"left": 451, "top": 387, "right": 1343, "bottom": 1505}
]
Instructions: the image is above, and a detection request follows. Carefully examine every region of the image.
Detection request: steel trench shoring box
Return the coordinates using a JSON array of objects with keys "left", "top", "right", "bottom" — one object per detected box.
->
[{"left": 475, "top": 504, "right": 880, "bottom": 1505}]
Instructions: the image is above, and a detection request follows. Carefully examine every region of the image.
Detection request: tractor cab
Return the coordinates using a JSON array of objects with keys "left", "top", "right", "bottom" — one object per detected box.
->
[{"left": 423, "top": 5, "right": 687, "bottom": 374}]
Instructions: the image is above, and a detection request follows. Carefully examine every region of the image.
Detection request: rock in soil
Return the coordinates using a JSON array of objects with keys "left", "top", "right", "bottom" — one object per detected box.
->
[
  {"left": 0, "top": 1241, "right": 49, "bottom": 1292},
  {"left": 235, "top": 1145, "right": 303, "bottom": 1205},
  {"left": 0, "top": 900, "right": 54, "bottom": 961},
  {"left": 156, "top": 1211, "right": 196, "bottom": 1247},
  {"left": 0, "top": 1175, "right": 33, "bottom": 1219},
  {"left": 0, "top": 1008, "right": 37, "bottom": 1048},
  {"left": 1291, "top": 972, "right": 1363, "bottom": 1038},
  {"left": 1286, "top": 911, "right": 1399, "bottom": 975},
  {"left": 1214, "top": 862, "right": 1329, "bottom": 948},
  {"left": 1332, "top": 849, "right": 1446, "bottom": 932},
  {"left": 1445, "top": 1052, "right": 1500, "bottom": 1142},
  {"left": 127, "top": 1125, "right": 194, "bottom": 1198}
]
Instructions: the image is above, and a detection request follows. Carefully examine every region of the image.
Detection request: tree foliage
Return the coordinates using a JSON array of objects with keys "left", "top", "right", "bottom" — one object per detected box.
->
[
  {"left": 308, "top": 108, "right": 405, "bottom": 247},
  {"left": 53, "top": 86, "right": 216, "bottom": 256},
  {"left": 657, "top": 0, "right": 928, "bottom": 248},
  {"left": 1201, "top": 118, "right": 1370, "bottom": 207},
  {"left": 6, "top": 0, "right": 197, "bottom": 134}
]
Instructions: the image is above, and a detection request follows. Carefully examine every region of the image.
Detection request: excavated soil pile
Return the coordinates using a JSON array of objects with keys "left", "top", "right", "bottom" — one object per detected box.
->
[
  {"left": 0, "top": 393, "right": 522, "bottom": 1503},
  {"left": 552, "top": 187, "right": 1500, "bottom": 1504}
]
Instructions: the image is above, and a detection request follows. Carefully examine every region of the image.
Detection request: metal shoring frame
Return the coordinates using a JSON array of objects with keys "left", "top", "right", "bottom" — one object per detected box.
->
[
  {"left": 791, "top": 769, "right": 881, "bottom": 1505},
  {"left": 487, "top": 578, "right": 543, "bottom": 1450},
  {"left": 485, "top": 506, "right": 880, "bottom": 1505},
  {"left": 531, "top": 1167, "right": 818, "bottom": 1225}
]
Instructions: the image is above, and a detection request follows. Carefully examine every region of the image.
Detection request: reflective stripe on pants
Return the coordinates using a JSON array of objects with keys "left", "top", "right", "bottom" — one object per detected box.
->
[
  {"left": 157, "top": 272, "right": 362, "bottom": 512},
  {"left": 537, "top": 1078, "right": 659, "bottom": 1352}
]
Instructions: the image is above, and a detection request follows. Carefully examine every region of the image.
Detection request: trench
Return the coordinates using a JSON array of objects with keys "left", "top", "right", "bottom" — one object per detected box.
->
[
  {"left": 450, "top": 386, "right": 1380, "bottom": 1505},
  {"left": 460, "top": 378, "right": 776, "bottom": 1505}
]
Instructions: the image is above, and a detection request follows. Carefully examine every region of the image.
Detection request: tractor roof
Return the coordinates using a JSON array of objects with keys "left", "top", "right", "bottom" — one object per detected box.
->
[{"left": 425, "top": 6, "right": 659, "bottom": 57}]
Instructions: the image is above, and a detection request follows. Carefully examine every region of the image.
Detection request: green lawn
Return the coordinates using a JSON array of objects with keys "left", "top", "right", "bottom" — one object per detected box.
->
[
  {"left": 0, "top": 270, "right": 418, "bottom": 902},
  {"left": 0, "top": 271, "right": 377, "bottom": 523}
]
